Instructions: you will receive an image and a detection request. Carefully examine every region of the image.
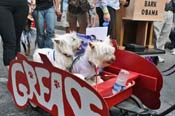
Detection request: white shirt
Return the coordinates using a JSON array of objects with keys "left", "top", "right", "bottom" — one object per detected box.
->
[
  {"left": 71, "top": 55, "right": 96, "bottom": 79},
  {"left": 96, "top": 0, "right": 120, "bottom": 11}
]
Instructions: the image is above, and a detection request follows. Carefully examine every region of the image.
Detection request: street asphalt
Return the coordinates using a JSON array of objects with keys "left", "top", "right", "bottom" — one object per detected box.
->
[{"left": 0, "top": 27, "right": 175, "bottom": 116}]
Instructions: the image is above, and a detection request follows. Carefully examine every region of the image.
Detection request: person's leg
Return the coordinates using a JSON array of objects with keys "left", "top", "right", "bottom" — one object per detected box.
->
[
  {"left": 44, "top": 7, "right": 55, "bottom": 48},
  {"left": 77, "top": 12, "right": 88, "bottom": 34},
  {"left": 170, "top": 28, "right": 175, "bottom": 55},
  {"left": 32, "top": 10, "right": 45, "bottom": 48},
  {"left": 171, "top": 13, "right": 175, "bottom": 48},
  {"left": 154, "top": 19, "right": 164, "bottom": 50},
  {"left": 171, "top": 30, "right": 175, "bottom": 48},
  {"left": 158, "top": 11, "right": 173, "bottom": 50},
  {"left": 65, "top": 27, "right": 70, "bottom": 33},
  {"left": 91, "top": 16, "right": 96, "bottom": 27},
  {"left": 153, "top": 11, "right": 165, "bottom": 63},
  {"left": 61, "top": 11, "right": 70, "bottom": 33},
  {"left": 107, "top": 6, "right": 116, "bottom": 38},
  {"left": 0, "top": 6, "right": 17, "bottom": 66},
  {"left": 67, "top": 11, "right": 78, "bottom": 32},
  {"left": 91, "top": 8, "right": 97, "bottom": 27},
  {"left": 154, "top": 11, "right": 173, "bottom": 62},
  {"left": 96, "top": 7, "right": 104, "bottom": 26},
  {"left": 14, "top": 4, "right": 29, "bottom": 53}
]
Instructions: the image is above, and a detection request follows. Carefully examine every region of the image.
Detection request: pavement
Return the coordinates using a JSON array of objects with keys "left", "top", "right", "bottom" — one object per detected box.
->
[{"left": 0, "top": 26, "right": 175, "bottom": 115}]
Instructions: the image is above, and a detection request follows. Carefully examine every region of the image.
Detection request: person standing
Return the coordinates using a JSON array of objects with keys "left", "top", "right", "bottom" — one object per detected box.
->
[
  {"left": 67, "top": 0, "right": 90, "bottom": 34},
  {"left": 32, "top": 0, "right": 60, "bottom": 48},
  {"left": 0, "top": 0, "right": 29, "bottom": 68},
  {"left": 59, "top": 0, "right": 70, "bottom": 33},
  {"left": 169, "top": 26, "right": 175, "bottom": 55},
  {"left": 169, "top": 0, "right": 175, "bottom": 55},
  {"left": 96, "top": 0, "right": 127, "bottom": 38},
  {"left": 154, "top": 0, "right": 174, "bottom": 62},
  {"left": 88, "top": 0, "right": 97, "bottom": 27}
]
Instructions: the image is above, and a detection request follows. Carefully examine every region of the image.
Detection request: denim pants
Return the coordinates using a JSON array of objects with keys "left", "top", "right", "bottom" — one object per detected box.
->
[{"left": 33, "top": 7, "right": 55, "bottom": 48}]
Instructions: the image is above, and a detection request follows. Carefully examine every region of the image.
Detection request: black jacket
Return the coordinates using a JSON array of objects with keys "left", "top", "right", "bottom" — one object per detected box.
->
[
  {"left": 36, "top": 0, "right": 53, "bottom": 10},
  {"left": 165, "top": 0, "right": 175, "bottom": 12}
]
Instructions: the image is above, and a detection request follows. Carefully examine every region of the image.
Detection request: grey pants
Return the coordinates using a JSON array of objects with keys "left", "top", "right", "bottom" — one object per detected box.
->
[{"left": 154, "top": 11, "right": 173, "bottom": 50}]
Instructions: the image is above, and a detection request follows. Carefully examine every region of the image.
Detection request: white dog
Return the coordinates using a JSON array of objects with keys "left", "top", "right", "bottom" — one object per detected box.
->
[
  {"left": 33, "top": 32, "right": 82, "bottom": 71},
  {"left": 71, "top": 37, "right": 116, "bottom": 85}
]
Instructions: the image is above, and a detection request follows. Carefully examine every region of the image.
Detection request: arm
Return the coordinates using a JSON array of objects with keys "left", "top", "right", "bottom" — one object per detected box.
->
[
  {"left": 28, "top": 0, "right": 36, "bottom": 18},
  {"left": 99, "top": 0, "right": 109, "bottom": 15},
  {"left": 29, "top": 0, "right": 36, "bottom": 11},
  {"left": 53, "top": 0, "right": 61, "bottom": 16},
  {"left": 98, "top": 0, "right": 111, "bottom": 22},
  {"left": 119, "top": 0, "right": 129, "bottom": 6}
]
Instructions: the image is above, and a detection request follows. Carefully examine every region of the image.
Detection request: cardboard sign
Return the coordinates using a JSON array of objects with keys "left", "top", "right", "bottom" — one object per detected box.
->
[
  {"left": 7, "top": 53, "right": 109, "bottom": 116},
  {"left": 123, "top": 0, "right": 166, "bottom": 21},
  {"left": 86, "top": 27, "right": 108, "bottom": 41}
]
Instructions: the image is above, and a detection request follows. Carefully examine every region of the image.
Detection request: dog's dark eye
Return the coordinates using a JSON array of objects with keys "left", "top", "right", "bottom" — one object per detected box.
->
[
  {"left": 63, "top": 53, "right": 72, "bottom": 58},
  {"left": 72, "top": 37, "right": 76, "bottom": 41},
  {"left": 105, "top": 52, "right": 110, "bottom": 55}
]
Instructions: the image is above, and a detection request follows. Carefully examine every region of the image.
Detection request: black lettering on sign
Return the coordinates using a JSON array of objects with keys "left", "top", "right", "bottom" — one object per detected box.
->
[
  {"left": 141, "top": 9, "right": 158, "bottom": 15},
  {"left": 144, "top": 0, "right": 157, "bottom": 7}
]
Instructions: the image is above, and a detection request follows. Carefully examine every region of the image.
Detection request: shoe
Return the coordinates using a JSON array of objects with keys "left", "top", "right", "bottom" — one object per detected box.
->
[
  {"left": 170, "top": 49, "right": 175, "bottom": 55},
  {"left": 158, "top": 56, "right": 165, "bottom": 63}
]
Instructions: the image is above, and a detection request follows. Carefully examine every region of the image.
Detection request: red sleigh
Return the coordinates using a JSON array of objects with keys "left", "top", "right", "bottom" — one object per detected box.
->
[{"left": 7, "top": 40, "right": 163, "bottom": 116}]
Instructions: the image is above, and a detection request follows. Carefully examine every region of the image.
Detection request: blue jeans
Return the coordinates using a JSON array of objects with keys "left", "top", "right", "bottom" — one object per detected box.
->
[{"left": 33, "top": 7, "right": 55, "bottom": 48}]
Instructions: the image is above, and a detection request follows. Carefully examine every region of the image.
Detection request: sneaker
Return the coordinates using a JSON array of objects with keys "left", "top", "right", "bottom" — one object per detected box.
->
[
  {"left": 158, "top": 56, "right": 165, "bottom": 63},
  {"left": 171, "top": 49, "right": 175, "bottom": 55}
]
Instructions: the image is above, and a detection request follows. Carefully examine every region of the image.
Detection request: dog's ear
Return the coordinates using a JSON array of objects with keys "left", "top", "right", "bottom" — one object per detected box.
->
[
  {"left": 104, "top": 36, "right": 113, "bottom": 45},
  {"left": 54, "top": 39, "right": 61, "bottom": 45},
  {"left": 89, "top": 42, "right": 95, "bottom": 49},
  {"left": 52, "top": 34, "right": 60, "bottom": 42}
]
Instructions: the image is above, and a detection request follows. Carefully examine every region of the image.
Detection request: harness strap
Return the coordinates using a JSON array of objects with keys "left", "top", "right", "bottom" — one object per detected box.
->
[{"left": 69, "top": 53, "right": 84, "bottom": 72}]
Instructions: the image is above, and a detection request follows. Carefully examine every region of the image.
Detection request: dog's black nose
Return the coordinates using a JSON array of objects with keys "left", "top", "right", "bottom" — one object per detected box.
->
[
  {"left": 109, "top": 58, "right": 115, "bottom": 63},
  {"left": 111, "top": 58, "right": 115, "bottom": 62}
]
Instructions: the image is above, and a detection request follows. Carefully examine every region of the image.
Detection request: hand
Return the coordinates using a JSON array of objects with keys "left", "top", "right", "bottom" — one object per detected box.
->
[
  {"left": 29, "top": 3, "right": 36, "bottom": 11},
  {"left": 56, "top": 13, "right": 62, "bottom": 22},
  {"left": 28, "top": 3, "right": 36, "bottom": 14},
  {"left": 55, "top": 11, "right": 62, "bottom": 16},
  {"left": 120, "top": 0, "right": 128, "bottom": 6},
  {"left": 103, "top": 13, "right": 110, "bottom": 22}
]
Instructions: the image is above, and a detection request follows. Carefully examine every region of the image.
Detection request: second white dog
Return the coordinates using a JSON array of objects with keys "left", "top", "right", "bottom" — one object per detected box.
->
[{"left": 71, "top": 37, "right": 116, "bottom": 85}]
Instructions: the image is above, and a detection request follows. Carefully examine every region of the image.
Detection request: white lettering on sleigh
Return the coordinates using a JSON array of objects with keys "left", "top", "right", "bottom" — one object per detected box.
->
[{"left": 7, "top": 54, "right": 109, "bottom": 116}]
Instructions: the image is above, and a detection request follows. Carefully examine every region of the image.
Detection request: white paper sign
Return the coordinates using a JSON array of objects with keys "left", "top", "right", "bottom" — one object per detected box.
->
[{"left": 86, "top": 27, "right": 108, "bottom": 41}]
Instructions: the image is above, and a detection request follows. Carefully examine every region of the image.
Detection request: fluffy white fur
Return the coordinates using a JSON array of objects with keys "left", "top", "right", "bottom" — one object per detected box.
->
[
  {"left": 71, "top": 37, "right": 116, "bottom": 85},
  {"left": 33, "top": 32, "right": 82, "bottom": 70}
]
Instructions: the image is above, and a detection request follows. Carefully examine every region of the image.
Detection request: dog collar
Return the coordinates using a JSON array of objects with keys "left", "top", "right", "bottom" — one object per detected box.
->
[
  {"left": 53, "top": 50, "right": 56, "bottom": 61},
  {"left": 63, "top": 53, "right": 73, "bottom": 58},
  {"left": 88, "top": 61, "right": 97, "bottom": 69},
  {"left": 57, "top": 48, "right": 73, "bottom": 58},
  {"left": 52, "top": 50, "right": 73, "bottom": 61}
]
